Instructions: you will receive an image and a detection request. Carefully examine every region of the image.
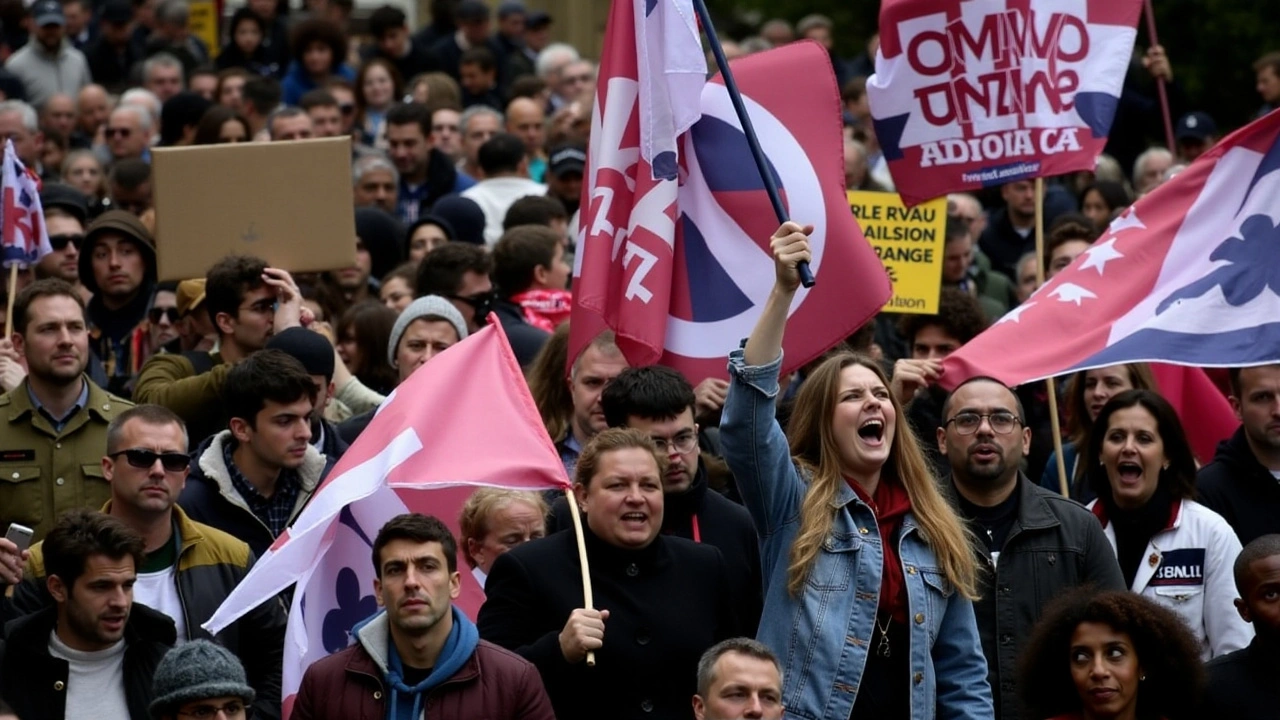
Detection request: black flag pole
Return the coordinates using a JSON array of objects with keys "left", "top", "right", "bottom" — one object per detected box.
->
[{"left": 689, "top": 0, "right": 816, "bottom": 288}]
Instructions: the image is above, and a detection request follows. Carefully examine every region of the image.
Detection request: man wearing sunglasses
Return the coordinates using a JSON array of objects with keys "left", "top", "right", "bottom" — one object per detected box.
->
[
  {"left": 10, "top": 404, "right": 286, "bottom": 720},
  {"left": 35, "top": 183, "right": 89, "bottom": 293},
  {"left": 937, "top": 377, "right": 1124, "bottom": 720}
]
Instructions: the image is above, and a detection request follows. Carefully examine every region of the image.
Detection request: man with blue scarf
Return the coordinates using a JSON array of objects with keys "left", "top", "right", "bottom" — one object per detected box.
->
[{"left": 292, "top": 513, "right": 555, "bottom": 720}]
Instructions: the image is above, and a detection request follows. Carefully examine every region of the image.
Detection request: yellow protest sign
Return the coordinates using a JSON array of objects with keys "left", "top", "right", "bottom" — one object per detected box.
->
[
  {"left": 189, "top": 0, "right": 219, "bottom": 59},
  {"left": 848, "top": 191, "right": 946, "bottom": 314}
]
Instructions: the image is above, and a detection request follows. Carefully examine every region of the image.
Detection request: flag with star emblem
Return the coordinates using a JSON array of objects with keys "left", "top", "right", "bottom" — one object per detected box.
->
[{"left": 941, "top": 109, "right": 1280, "bottom": 456}]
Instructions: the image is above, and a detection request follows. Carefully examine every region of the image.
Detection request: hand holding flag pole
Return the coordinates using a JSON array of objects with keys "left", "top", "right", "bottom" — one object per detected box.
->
[
  {"left": 1142, "top": 0, "right": 1176, "bottom": 152},
  {"left": 689, "top": 0, "right": 815, "bottom": 288}
]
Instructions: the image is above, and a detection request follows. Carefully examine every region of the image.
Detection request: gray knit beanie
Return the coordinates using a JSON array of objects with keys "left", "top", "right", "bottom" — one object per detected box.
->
[
  {"left": 388, "top": 295, "right": 470, "bottom": 366},
  {"left": 149, "top": 640, "right": 256, "bottom": 719}
]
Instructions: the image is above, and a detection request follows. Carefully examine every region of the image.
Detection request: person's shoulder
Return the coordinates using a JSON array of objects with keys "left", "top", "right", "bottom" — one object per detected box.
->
[
  {"left": 700, "top": 488, "right": 753, "bottom": 523},
  {"left": 663, "top": 534, "right": 725, "bottom": 567},
  {"left": 304, "top": 641, "right": 366, "bottom": 678},
  {"left": 473, "top": 639, "right": 537, "bottom": 674},
  {"left": 1205, "top": 645, "right": 1250, "bottom": 672}
]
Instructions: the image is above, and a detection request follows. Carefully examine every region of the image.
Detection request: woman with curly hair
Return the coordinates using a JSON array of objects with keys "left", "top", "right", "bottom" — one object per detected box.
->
[
  {"left": 1083, "top": 389, "right": 1253, "bottom": 658},
  {"left": 1019, "top": 588, "right": 1204, "bottom": 720},
  {"left": 1040, "top": 363, "right": 1156, "bottom": 501},
  {"left": 719, "top": 223, "right": 992, "bottom": 719},
  {"left": 282, "top": 18, "right": 354, "bottom": 105}
]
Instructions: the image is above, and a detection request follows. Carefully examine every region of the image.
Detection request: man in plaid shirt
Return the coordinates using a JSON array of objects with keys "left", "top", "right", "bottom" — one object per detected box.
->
[{"left": 179, "top": 349, "right": 335, "bottom": 556}]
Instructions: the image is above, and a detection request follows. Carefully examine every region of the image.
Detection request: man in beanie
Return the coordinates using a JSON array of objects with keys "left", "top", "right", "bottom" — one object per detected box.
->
[
  {"left": 267, "top": 326, "right": 349, "bottom": 460},
  {"left": 292, "top": 513, "right": 554, "bottom": 720},
  {"left": 150, "top": 640, "right": 255, "bottom": 720},
  {"left": 80, "top": 209, "right": 158, "bottom": 397},
  {"left": 36, "top": 182, "right": 89, "bottom": 293},
  {"left": 337, "top": 295, "right": 467, "bottom": 444}
]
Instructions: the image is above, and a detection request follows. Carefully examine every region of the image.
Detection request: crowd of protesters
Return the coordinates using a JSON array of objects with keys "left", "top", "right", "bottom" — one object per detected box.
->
[{"left": 0, "top": 3, "right": 1278, "bottom": 720}]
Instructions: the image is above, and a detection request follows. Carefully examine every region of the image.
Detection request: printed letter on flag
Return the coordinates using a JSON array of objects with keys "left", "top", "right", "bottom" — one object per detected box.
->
[
  {"left": 204, "top": 319, "right": 571, "bottom": 717},
  {"left": 868, "top": 0, "right": 1143, "bottom": 206},
  {"left": 571, "top": 8, "right": 891, "bottom": 381}
]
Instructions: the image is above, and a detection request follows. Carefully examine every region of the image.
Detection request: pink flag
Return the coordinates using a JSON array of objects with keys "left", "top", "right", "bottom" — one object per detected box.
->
[
  {"left": 867, "top": 0, "right": 1143, "bottom": 206},
  {"left": 1, "top": 139, "right": 50, "bottom": 268},
  {"left": 204, "top": 319, "right": 572, "bottom": 717},
  {"left": 571, "top": 5, "right": 891, "bottom": 381}
]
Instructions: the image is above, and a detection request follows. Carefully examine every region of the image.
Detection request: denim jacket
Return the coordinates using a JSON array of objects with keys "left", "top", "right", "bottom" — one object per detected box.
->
[{"left": 721, "top": 348, "right": 994, "bottom": 720}]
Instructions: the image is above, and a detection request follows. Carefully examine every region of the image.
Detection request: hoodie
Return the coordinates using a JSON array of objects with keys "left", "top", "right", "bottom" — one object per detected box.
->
[
  {"left": 351, "top": 608, "right": 479, "bottom": 720},
  {"left": 1196, "top": 426, "right": 1280, "bottom": 546}
]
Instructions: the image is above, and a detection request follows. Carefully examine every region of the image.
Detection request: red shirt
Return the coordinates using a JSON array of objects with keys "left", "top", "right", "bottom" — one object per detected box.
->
[{"left": 849, "top": 476, "right": 912, "bottom": 622}]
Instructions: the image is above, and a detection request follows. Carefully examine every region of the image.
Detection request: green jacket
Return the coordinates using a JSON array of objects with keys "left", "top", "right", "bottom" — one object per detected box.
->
[
  {"left": 0, "top": 377, "right": 133, "bottom": 541},
  {"left": 133, "top": 350, "right": 231, "bottom": 449}
]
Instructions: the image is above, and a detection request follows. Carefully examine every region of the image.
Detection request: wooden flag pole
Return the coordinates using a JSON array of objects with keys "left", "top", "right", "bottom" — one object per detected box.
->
[
  {"left": 1143, "top": 0, "right": 1176, "bottom": 151},
  {"left": 4, "top": 264, "right": 17, "bottom": 335},
  {"left": 1034, "top": 179, "right": 1071, "bottom": 497},
  {"left": 565, "top": 488, "right": 597, "bottom": 667}
]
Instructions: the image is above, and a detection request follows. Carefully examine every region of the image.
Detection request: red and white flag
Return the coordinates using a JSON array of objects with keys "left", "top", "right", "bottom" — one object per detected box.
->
[
  {"left": 571, "top": 1, "right": 890, "bottom": 381},
  {"left": 204, "top": 319, "right": 572, "bottom": 717},
  {"left": 1, "top": 139, "right": 49, "bottom": 268},
  {"left": 867, "top": 0, "right": 1143, "bottom": 206}
]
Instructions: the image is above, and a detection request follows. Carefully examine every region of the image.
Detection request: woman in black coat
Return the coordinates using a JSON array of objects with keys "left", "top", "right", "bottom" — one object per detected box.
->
[{"left": 477, "top": 428, "right": 743, "bottom": 720}]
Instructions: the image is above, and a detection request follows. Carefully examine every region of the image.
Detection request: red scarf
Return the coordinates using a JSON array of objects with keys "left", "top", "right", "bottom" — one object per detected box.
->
[
  {"left": 849, "top": 477, "right": 913, "bottom": 623},
  {"left": 510, "top": 289, "right": 573, "bottom": 332}
]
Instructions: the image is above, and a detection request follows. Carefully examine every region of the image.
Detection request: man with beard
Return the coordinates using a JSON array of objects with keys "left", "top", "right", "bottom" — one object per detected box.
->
[
  {"left": 5, "top": 0, "right": 92, "bottom": 107},
  {"left": 80, "top": 210, "right": 157, "bottom": 397},
  {"left": 0, "top": 509, "right": 173, "bottom": 720},
  {"left": 937, "top": 377, "right": 1124, "bottom": 720},
  {"left": 0, "top": 280, "right": 134, "bottom": 541}
]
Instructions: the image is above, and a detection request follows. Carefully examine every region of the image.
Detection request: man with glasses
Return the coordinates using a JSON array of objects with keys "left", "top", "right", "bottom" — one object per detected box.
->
[
  {"left": 150, "top": 640, "right": 257, "bottom": 720},
  {"left": 11, "top": 404, "right": 287, "bottom": 720},
  {"left": 549, "top": 365, "right": 763, "bottom": 633},
  {"left": 135, "top": 255, "right": 305, "bottom": 448},
  {"left": 555, "top": 59, "right": 594, "bottom": 108},
  {"left": 105, "top": 104, "right": 153, "bottom": 163},
  {"left": 0, "top": 280, "right": 134, "bottom": 541},
  {"left": 415, "top": 242, "right": 495, "bottom": 334},
  {"left": 937, "top": 376, "right": 1123, "bottom": 720},
  {"left": 36, "top": 183, "right": 89, "bottom": 290}
]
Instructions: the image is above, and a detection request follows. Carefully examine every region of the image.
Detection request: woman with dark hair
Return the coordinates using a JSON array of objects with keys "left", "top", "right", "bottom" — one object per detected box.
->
[
  {"left": 192, "top": 105, "right": 251, "bottom": 145},
  {"left": 1084, "top": 389, "right": 1252, "bottom": 658},
  {"left": 354, "top": 58, "right": 403, "bottom": 149},
  {"left": 1018, "top": 588, "right": 1204, "bottom": 720},
  {"left": 1041, "top": 364, "right": 1157, "bottom": 501},
  {"left": 335, "top": 301, "right": 399, "bottom": 396},
  {"left": 1080, "top": 181, "right": 1132, "bottom": 232},
  {"left": 405, "top": 215, "right": 454, "bottom": 263},
  {"left": 718, "top": 223, "right": 992, "bottom": 719},
  {"left": 216, "top": 8, "right": 281, "bottom": 77},
  {"left": 378, "top": 262, "right": 417, "bottom": 313},
  {"left": 282, "top": 18, "right": 354, "bottom": 105}
]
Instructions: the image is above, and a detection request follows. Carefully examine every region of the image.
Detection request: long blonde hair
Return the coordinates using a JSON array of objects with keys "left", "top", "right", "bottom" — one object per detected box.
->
[{"left": 785, "top": 353, "right": 978, "bottom": 599}]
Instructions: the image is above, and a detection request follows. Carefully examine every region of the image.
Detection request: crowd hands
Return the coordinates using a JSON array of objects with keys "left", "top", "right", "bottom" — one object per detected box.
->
[{"left": 0, "top": 4, "right": 1275, "bottom": 720}]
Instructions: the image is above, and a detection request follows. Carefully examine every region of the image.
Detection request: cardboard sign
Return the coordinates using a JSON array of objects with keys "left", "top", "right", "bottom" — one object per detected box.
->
[
  {"left": 152, "top": 138, "right": 357, "bottom": 282},
  {"left": 848, "top": 191, "right": 945, "bottom": 314}
]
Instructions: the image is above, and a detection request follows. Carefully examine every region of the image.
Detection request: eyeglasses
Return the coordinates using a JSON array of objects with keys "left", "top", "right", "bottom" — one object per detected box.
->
[
  {"left": 240, "top": 298, "right": 278, "bottom": 315},
  {"left": 149, "top": 307, "right": 179, "bottom": 324},
  {"left": 446, "top": 292, "right": 494, "bottom": 318},
  {"left": 652, "top": 432, "right": 698, "bottom": 455},
  {"left": 48, "top": 233, "right": 83, "bottom": 251},
  {"left": 944, "top": 411, "right": 1022, "bottom": 435},
  {"left": 109, "top": 448, "right": 191, "bottom": 472},
  {"left": 177, "top": 701, "right": 246, "bottom": 719},
  {"left": 105, "top": 127, "right": 132, "bottom": 138}
]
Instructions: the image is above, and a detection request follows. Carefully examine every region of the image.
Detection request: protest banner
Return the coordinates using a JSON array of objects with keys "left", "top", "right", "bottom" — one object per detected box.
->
[
  {"left": 152, "top": 137, "right": 356, "bottom": 281},
  {"left": 849, "top": 191, "right": 945, "bottom": 314},
  {"left": 866, "top": 0, "right": 1143, "bottom": 206}
]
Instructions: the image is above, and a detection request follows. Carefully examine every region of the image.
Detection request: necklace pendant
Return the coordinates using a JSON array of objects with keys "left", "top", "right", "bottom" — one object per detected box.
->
[{"left": 877, "top": 634, "right": 891, "bottom": 658}]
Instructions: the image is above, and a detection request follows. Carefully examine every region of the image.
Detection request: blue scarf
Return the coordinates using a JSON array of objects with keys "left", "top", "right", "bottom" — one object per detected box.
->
[{"left": 384, "top": 606, "right": 479, "bottom": 720}]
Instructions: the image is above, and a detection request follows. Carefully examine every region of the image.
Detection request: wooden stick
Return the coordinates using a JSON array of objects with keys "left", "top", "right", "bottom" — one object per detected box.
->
[
  {"left": 4, "top": 264, "right": 17, "bottom": 336},
  {"left": 1143, "top": 0, "right": 1176, "bottom": 151},
  {"left": 1034, "top": 179, "right": 1070, "bottom": 497},
  {"left": 564, "top": 487, "right": 597, "bottom": 667}
]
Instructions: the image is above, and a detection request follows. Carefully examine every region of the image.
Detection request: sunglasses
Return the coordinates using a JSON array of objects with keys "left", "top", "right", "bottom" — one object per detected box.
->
[
  {"left": 447, "top": 292, "right": 495, "bottom": 318},
  {"left": 49, "top": 233, "right": 82, "bottom": 251},
  {"left": 105, "top": 127, "right": 132, "bottom": 138},
  {"left": 149, "top": 307, "right": 179, "bottom": 324},
  {"left": 109, "top": 448, "right": 190, "bottom": 472}
]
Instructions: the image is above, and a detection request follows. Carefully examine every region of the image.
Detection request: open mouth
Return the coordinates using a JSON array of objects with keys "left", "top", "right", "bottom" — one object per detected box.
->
[
  {"left": 620, "top": 512, "right": 647, "bottom": 525},
  {"left": 1116, "top": 461, "right": 1143, "bottom": 482},
  {"left": 971, "top": 443, "right": 1000, "bottom": 462},
  {"left": 858, "top": 419, "right": 885, "bottom": 446}
]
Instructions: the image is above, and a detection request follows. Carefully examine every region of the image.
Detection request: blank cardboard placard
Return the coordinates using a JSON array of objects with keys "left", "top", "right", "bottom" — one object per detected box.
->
[{"left": 152, "top": 138, "right": 357, "bottom": 281}]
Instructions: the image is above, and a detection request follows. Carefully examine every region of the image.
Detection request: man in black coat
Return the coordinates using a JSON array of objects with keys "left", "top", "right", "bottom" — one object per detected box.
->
[
  {"left": 1200, "top": 534, "right": 1280, "bottom": 719},
  {"left": 547, "top": 365, "right": 763, "bottom": 633},
  {"left": 478, "top": 428, "right": 742, "bottom": 720},
  {"left": 1197, "top": 364, "right": 1280, "bottom": 545},
  {"left": 0, "top": 509, "right": 175, "bottom": 720}
]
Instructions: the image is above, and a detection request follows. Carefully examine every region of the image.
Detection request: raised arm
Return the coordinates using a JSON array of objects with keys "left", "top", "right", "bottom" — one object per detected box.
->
[{"left": 742, "top": 222, "right": 813, "bottom": 367}]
